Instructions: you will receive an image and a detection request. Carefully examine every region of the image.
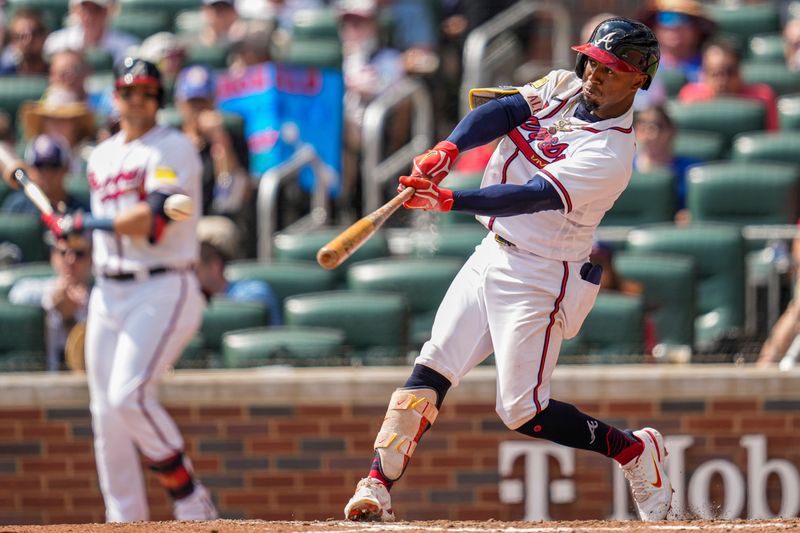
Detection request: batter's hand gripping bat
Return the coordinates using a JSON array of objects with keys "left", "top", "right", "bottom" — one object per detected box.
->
[{"left": 316, "top": 186, "right": 415, "bottom": 270}]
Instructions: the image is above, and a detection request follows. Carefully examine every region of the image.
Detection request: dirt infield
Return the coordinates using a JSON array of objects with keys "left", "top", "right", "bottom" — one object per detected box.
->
[{"left": 6, "top": 519, "right": 800, "bottom": 533}]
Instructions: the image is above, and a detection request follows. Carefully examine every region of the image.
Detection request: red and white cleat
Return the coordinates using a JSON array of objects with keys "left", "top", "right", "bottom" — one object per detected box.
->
[
  {"left": 344, "top": 477, "right": 395, "bottom": 522},
  {"left": 620, "top": 427, "right": 673, "bottom": 521}
]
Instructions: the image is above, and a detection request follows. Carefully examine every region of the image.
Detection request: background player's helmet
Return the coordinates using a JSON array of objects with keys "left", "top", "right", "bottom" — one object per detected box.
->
[
  {"left": 572, "top": 17, "right": 660, "bottom": 90},
  {"left": 113, "top": 57, "right": 165, "bottom": 106}
]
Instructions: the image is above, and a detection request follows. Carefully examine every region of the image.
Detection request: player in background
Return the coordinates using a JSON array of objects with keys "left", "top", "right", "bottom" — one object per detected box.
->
[
  {"left": 41, "top": 57, "right": 217, "bottom": 522},
  {"left": 344, "top": 18, "right": 673, "bottom": 522}
]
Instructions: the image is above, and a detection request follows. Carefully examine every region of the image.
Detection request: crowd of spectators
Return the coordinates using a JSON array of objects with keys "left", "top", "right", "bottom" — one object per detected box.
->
[{"left": 1, "top": 0, "right": 800, "bottom": 369}]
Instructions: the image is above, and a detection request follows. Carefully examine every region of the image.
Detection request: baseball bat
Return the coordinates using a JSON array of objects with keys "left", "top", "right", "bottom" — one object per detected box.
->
[
  {"left": 0, "top": 142, "right": 52, "bottom": 215},
  {"left": 316, "top": 186, "right": 415, "bottom": 270}
]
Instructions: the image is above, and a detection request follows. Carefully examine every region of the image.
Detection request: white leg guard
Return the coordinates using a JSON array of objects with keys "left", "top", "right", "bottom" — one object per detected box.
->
[{"left": 374, "top": 387, "right": 439, "bottom": 480}]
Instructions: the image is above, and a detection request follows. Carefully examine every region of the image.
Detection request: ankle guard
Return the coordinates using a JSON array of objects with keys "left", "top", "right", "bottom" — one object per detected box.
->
[{"left": 374, "top": 387, "right": 439, "bottom": 481}]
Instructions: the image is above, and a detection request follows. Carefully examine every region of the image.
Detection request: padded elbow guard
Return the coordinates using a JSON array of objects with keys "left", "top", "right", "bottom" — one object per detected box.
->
[{"left": 374, "top": 387, "right": 439, "bottom": 481}]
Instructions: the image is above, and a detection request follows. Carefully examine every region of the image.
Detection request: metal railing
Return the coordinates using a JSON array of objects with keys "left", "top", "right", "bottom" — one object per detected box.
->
[
  {"left": 256, "top": 127, "right": 336, "bottom": 260},
  {"left": 459, "top": 0, "right": 572, "bottom": 117},
  {"left": 361, "top": 77, "right": 433, "bottom": 214}
]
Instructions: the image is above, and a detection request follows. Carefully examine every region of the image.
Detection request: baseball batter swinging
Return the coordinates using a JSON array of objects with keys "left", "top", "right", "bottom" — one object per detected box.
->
[
  {"left": 344, "top": 18, "right": 673, "bottom": 522},
  {"left": 42, "top": 58, "right": 217, "bottom": 522}
]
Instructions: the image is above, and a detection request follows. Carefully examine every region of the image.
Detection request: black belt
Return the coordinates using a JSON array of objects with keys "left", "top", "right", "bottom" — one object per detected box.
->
[
  {"left": 101, "top": 266, "right": 178, "bottom": 281},
  {"left": 494, "top": 233, "right": 516, "bottom": 247}
]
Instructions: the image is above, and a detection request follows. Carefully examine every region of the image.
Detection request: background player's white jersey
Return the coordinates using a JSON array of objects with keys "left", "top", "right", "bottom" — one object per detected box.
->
[
  {"left": 87, "top": 124, "right": 202, "bottom": 273},
  {"left": 478, "top": 69, "right": 635, "bottom": 261}
]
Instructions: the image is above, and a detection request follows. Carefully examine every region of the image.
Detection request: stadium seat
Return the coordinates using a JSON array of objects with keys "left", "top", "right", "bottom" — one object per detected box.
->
[
  {"left": 200, "top": 297, "right": 270, "bottom": 354},
  {"left": 176, "top": 334, "right": 208, "bottom": 369},
  {"left": 83, "top": 48, "right": 114, "bottom": 72},
  {"left": 65, "top": 175, "right": 90, "bottom": 207},
  {"left": 347, "top": 257, "right": 462, "bottom": 346},
  {"left": 185, "top": 43, "right": 231, "bottom": 69},
  {"left": 411, "top": 225, "right": 485, "bottom": 261},
  {"left": 224, "top": 259, "right": 337, "bottom": 303},
  {"left": 272, "top": 228, "right": 389, "bottom": 277},
  {"left": 0, "top": 76, "right": 48, "bottom": 131},
  {"left": 110, "top": 10, "right": 174, "bottom": 40},
  {"left": 732, "top": 131, "right": 800, "bottom": 165},
  {"left": 6, "top": 0, "right": 69, "bottom": 33},
  {"left": 0, "top": 301, "right": 45, "bottom": 371},
  {"left": 221, "top": 326, "right": 346, "bottom": 367},
  {"left": 626, "top": 223, "right": 745, "bottom": 350},
  {"left": 666, "top": 98, "right": 766, "bottom": 146},
  {"left": 686, "top": 162, "right": 799, "bottom": 225},
  {"left": 0, "top": 261, "right": 54, "bottom": 299},
  {"left": 0, "top": 179, "right": 11, "bottom": 207},
  {"left": 741, "top": 62, "right": 800, "bottom": 97},
  {"left": 560, "top": 292, "right": 645, "bottom": 363},
  {"left": 0, "top": 213, "right": 48, "bottom": 263},
  {"left": 613, "top": 253, "right": 696, "bottom": 347},
  {"left": 778, "top": 93, "right": 800, "bottom": 130},
  {"left": 658, "top": 69, "right": 688, "bottom": 98},
  {"left": 284, "top": 290, "right": 409, "bottom": 361},
  {"left": 601, "top": 169, "right": 676, "bottom": 226},
  {"left": 673, "top": 130, "right": 727, "bottom": 162},
  {"left": 438, "top": 171, "right": 484, "bottom": 226},
  {"left": 748, "top": 33, "right": 786, "bottom": 63},
  {"left": 706, "top": 3, "right": 780, "bottom": 45},
  {"left": 118, "top": 0, "right": 200, "bottom": 17}
]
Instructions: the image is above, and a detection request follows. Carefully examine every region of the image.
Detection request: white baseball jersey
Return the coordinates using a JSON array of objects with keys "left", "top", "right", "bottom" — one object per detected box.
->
[
  {"left": 87, "top": 125, "right": 202, "bottom": 273},
  {"left": 478, "top": 69, "right": 635, "bottom": 261}
]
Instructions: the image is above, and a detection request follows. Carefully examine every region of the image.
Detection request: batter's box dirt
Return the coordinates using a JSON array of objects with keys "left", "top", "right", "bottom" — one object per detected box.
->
[{"left": 5, "top": 519, "right": 800, "bottom": 533}]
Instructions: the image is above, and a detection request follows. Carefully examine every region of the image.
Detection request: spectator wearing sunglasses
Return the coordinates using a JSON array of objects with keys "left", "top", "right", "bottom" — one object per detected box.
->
[
  {"left": 1, "top": 134, "right": 89, "bottom": 215},
  {"left": 640, "top": 0, "right": 716, "bottom": 84},
  {"left": 9, "top": 231, "right": 92, "bottom": 372},
  {"left": 0, "top": 8, "right": 50, "bottom": 75},
  {"left": 678, "top": 38, "right": 779, "bottom": 131}
]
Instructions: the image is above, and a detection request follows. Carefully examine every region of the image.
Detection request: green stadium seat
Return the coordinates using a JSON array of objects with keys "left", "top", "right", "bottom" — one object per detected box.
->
[
  {"left": 673, "top": 130, "right": 727, "bottom": 162},
  {"left": 224, "top": 259, "right": 337, "bottom": 303},
  {"left": 221, "top": 326, "right": 346, "bottom": 367},
  {"left": 291, "top": 8, "right": 339, "bottom": 40},
  {"left": 438, "top": 171, "right": 484, "bottom": 226},
  {"left": 175, "top": 9, "right": 204, "bottom": 37},
  {"left": 83, "top": 48, "right": 114, "bottom": 72},
  {"left": 412, "top": 225, "right": 485, "bottom": 261},
  {"left": 157, "top": 107, "right": 244, "bottom": 138},
  {"left": 0, "top": 179, "right": 11, "bottom": 207},
  {"left": 119, "top": 0, "right": 200, "bottom": 16},
  {"left": 778, "top": 93, "right": 800, "bottom": 130},
  {"left": 110, "top": 10, "right": 174, "bottom": 40},
  {"left": 560, "top": 293, "right": 645, "bottom": 363},
  {"left": 706, "top": 3, "right": 780, "bottom": 44},
  {"left": 741, "top": 62, "right": 800, "bottom": 97},
  {"left": 0, "top": 301, "right": 45, "bottom": 371},
  {"left": 667, "top": 98, "right": 766, "bottom": 146},
  {"left": 175, "top": 334, "right": 208, "bottom": 369},
  {"left": 0, "top": 76, "right": 48, "bottom": 130},
  {"left": 0, "top": 261, "right": 54, "bottom": 299},
  {"left": 65, "top": 175, "right": 91, "bottom": 207},
  {"left": 748, "top": 33, "right": 786, "bottom": 63},
  {"left": 732, "top": 131, "right": 800, "bottom": 165},
  {"left": 185, "top": 43, "right": 230, "bottom": 69},
  {"left": 284, "top": 290, "right": 409, "bottom": 361},
  {"left": 0, "top": 213, "right": 48, "bottom": 263},
  {"left": 347, "top": 257, "right": 462, "bottom": 346},
  {"left": 626, "top": 223, "right": 745, "bottom": 350},
  {"left": 6, "top": 0, "right": 69, "bottom": 33},
  {"left": 658, "top": 69, "right": 688, "bottom": 98},
  {"left": 272, "top": 228, "right": 389, "bottom": 276},
  {"left": 200, "top": 297, "right": 270, "bottom": 353},
  {"left": 613, "top": 253, "right": 696, "bottom": 347},
  {"left": 278, "top": 38, "right": 343, "bottom": 69},
  {"left": 602, "top": 169, "right": 676, "bottom": 226},
  {"left": 686, "top": 162, "right": 799, "bottom": 225}
]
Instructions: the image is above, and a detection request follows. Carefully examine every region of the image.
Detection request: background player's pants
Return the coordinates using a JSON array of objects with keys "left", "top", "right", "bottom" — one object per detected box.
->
[
  {"left": 415, "top": 233, "right": 600, "bottom": 429},
  {"left": 85, "top": 271, "right": 204, "bottom": 522}
]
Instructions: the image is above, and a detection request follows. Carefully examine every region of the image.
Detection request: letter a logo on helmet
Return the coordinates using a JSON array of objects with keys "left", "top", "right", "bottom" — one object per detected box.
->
[{"left": 572, "top": 17, "right": 660, "bottom": 90}]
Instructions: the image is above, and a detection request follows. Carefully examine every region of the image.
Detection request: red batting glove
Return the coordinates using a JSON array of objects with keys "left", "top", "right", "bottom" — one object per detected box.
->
[
  {"left": 399, "top": 175, "right": 454, "bottom": 212},
  {"left": 411, "top": 141, "right": 459, "bottom": 185},
  {"left": 41, "top": 212, "right": 83, "bottom": 238}
]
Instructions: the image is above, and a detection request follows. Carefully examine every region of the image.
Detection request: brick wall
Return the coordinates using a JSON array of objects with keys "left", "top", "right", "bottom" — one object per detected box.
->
[{"left": 1, "top": 366, "right": 798, "bottom": 524}]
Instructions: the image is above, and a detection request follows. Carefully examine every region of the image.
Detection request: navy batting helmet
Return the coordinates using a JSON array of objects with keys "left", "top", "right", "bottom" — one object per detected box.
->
[
  {"left": 113, "top": 57, "right": 165, "bottom": 106},
  {"left": 572, "top": 17, "right": 660, "bottom": 90}
]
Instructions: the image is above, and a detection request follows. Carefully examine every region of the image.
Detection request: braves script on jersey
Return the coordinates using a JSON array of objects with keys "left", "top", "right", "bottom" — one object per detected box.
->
[
  {"left": 88, "top": 124, "right": 202, "bottom": 272},
  {"left": 479, "top": 69, "right": 635, "bottom": 261}
]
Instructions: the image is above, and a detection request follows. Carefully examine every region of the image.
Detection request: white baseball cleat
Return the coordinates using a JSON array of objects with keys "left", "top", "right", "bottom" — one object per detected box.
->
[
  {"left": 344, "top": 477, "right": 395, "bottom": 521},
  {"left": 620, "top": 427, "right": 673, "bottom": 521},
  {"left": 174, "top": 483, "right": 218, "bottom": 521}
]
